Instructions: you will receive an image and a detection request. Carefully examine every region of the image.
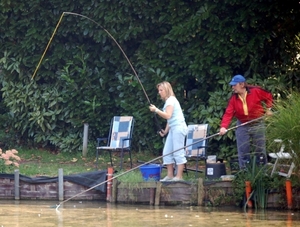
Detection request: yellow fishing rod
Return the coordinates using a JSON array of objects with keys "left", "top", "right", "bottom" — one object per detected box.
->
[
  {"left": 31, "top": 12, "right": 150, "bottom": 105},
  {"left": 31, "top": 12, "right": 162, "bottom": 132}
]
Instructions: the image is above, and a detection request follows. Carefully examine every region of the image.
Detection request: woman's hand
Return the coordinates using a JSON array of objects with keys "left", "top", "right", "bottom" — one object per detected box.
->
[
  {"left": 158, "top": 129, "right": 167, "bottom": 137},
  {"left": 149, "top": 104, "right": 157, "bottom": 112}
]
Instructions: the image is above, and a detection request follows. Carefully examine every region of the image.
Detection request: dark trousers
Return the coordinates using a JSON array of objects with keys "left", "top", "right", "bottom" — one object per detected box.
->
[{"left": 235, "top": 120, "right": 267, "bottom": 169}]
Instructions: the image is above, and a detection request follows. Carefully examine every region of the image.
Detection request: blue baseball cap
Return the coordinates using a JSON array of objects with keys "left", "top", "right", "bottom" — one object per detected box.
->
[{"left": 229, "top": 75, "right": 246, "bottom": 85}]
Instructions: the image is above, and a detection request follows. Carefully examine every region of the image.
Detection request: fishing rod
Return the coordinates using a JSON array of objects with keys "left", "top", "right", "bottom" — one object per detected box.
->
[
  {"left": 224, "top": 115, "right": 266, "bottom": 132},
  {"left": 55, "top": 132, "right": 220, "bottom": 210},
  {"left": 55, "top": 116, "right": 266, "bottom": 210},
  {"left": 31, "top": 12, "right": 162, "bottom": 132}
]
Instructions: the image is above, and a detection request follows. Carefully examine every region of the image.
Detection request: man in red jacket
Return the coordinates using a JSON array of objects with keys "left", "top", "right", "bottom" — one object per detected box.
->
[{"left": 219, "top": 75, "right": 273, "bottom": 169}]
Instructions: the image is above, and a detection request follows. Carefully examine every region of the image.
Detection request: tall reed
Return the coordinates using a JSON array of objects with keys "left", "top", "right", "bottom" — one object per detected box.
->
[
  {"left": 233, "top": 156, "right": 271, "bottom": 209},
  {"left": 266, "top": 91, "right": 300, "bottom": 181}
]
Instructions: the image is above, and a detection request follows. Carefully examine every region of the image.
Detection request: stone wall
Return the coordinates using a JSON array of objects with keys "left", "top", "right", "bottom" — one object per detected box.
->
[{"left": 0, "top": 178, "right": 106, "bottom": 200}]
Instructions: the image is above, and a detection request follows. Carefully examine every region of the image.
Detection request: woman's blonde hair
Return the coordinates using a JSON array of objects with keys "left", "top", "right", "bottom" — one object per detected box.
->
[{"left": 156, "top": 81, "right": 175, "bottom": 100}]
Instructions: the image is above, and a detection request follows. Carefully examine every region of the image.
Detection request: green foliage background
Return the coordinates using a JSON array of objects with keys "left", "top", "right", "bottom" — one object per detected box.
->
[{"left": 0, "top": 0, "right": 299, "bottom": 157}]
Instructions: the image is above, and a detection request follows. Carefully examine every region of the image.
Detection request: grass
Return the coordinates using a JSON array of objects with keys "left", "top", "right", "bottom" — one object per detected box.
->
[
  {"left": 117, "top": 170, "right": 144, "bottom": 182},
  {"left": 17, "top": 148, "right": 96, "bottom": 176},
  {"left": 15, "top": 148, "right": 158, "bottom": 177},
  {"left": 116, "top": 167, "right": 205, "bottom": 183},
  {"left": 5, "top": 147, "right": 208, "bottom": 181}
]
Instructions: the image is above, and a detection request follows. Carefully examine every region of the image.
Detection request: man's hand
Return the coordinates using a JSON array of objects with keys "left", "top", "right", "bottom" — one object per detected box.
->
[
  {"left": 219, "top": 127, "right": 227, "bottom": 135},
  {"left": 265, "top": 109, "right": 273, "bottom": 116}
]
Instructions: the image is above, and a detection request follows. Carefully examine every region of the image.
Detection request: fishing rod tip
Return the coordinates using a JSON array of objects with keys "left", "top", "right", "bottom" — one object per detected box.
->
[
  {"left": 49, "top": 203, "right": 59, "bottom": 209},
  {"left": 54, "top": 204, "right": 61, "bottom": 211}
]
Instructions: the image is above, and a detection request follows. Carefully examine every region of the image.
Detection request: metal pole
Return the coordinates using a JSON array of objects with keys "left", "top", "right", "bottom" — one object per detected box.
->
[
  {"left": 58, "top": 168, "right": 64, "bottom": 201},
  {"left": 14, "top": 169, "right": 20, "bottom": 200},
  {"left": 82, "top": 123, "right": 89, "bottom": 157}
]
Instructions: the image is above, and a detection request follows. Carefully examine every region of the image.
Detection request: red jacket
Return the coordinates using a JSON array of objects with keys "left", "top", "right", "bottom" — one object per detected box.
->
[{"left": 221, "top": 86, "right": 273, "bottom": 128}]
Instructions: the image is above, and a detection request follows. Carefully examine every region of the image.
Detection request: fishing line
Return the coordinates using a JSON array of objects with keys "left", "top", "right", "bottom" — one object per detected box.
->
[
  {"left": 55, "top": 116, "right": 266, "bottom": 210},
  {"left": 31, "top": 12, "right": 150, "bottom": 103},
  {"left": 31, "top": 11, "right": 162, "bottom": 131}
]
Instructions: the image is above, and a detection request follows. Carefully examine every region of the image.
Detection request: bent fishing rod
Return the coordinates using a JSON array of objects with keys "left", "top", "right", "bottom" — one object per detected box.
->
[
  {"left": 31, "top": 12, "right": 162, "bottom": 132},
  {"left": 55, "top": 115, "right": 266, "bottom": 210}
]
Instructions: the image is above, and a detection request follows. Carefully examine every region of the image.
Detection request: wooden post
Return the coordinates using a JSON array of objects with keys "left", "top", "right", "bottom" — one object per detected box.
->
[
  {"left": 14, "top": 169, "right": 20, "bottom": 200},
  {"left": 155, "top": 182, "right": 162, "bottom": 206},
  {"left": 111, "top": 179, "right": 118, "bottom": 203},
  {"left": 58, "top": 168, "right": 64, "bottom": 201},
  {"left": 197, "top": 178, "right": 204, "bottom": 206},
  {"left": 150, "top": 188, "right": 155, "bottom": 205}
]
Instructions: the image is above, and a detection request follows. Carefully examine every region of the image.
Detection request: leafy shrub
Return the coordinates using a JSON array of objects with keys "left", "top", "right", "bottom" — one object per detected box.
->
[{"left": 0, "top": 0, "right": 299, "bottom": 155}]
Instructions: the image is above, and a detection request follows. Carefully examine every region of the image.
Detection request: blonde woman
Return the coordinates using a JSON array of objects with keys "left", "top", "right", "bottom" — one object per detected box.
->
[{"left": 149, "top": 81, "right": 188, "bottom": 181}]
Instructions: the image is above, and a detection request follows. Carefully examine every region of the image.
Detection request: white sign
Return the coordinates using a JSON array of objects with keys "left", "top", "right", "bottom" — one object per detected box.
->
[{"left": 207, "top": 168, "right": 214, "bottom": 175}]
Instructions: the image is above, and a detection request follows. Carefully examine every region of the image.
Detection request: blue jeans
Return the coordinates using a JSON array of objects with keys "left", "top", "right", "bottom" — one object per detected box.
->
[
  {"left": 235, "top": 120, "right": 267, "bottom": 169},
  {"left": 163, "top": 124, "right": 188, "bottom": 165}
]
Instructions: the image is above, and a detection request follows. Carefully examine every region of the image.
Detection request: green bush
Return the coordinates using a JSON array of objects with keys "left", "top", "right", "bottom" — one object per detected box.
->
[{"left": 0, "top": 0, "right": 299, "bottom": 155}]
